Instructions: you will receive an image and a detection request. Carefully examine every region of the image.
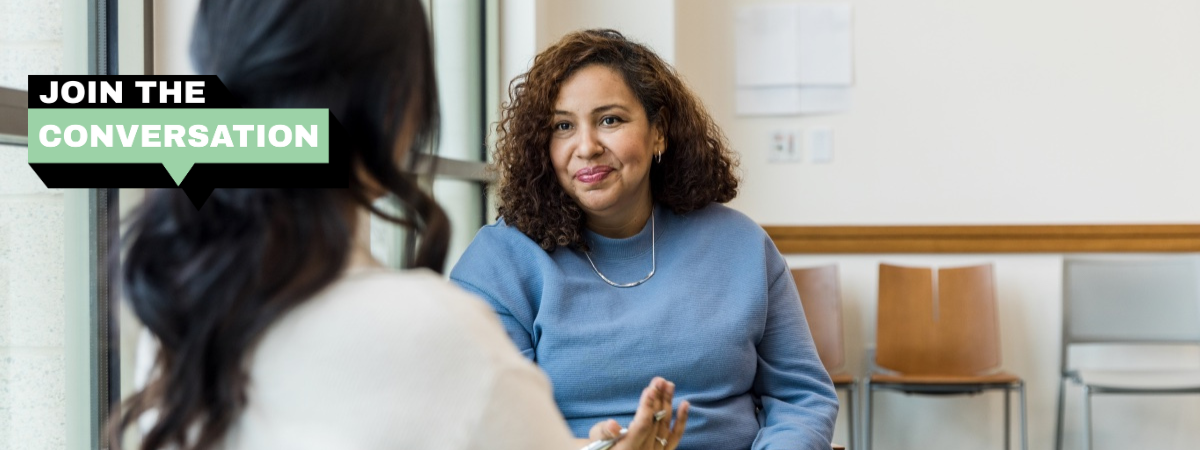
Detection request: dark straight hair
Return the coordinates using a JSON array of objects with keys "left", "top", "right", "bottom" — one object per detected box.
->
[{"left": 109, "top": 0, "right": 447, "bottom": 448}]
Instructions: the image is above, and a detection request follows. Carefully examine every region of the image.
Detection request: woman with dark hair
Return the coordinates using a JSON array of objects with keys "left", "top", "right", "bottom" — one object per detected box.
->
[
  {"left": 451, "top": 29, "right": 838, "bottom": 450},
  {"left": 110, "top": 2, "right": 686, "bottom": 449}
]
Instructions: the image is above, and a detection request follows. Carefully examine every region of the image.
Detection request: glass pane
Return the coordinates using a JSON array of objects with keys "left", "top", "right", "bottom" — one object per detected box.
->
[
  {"left": 431, "top": 0, "right": 485, "bottom": 270},
  {"left": 432, "top": 0, "right": 483, "bottom": 163},
  {"left": 370, "top": 196, "right": 410, "bottom": 269},
  {"left": 434, "top": 178, "right": 483, "bottom": 272},
  {"left": 372, "top": 0, "right": 487, "bottom": 269},
  {"left": 367, "top": 180, "right": 484, "bottom": 274},
  {"left": 116, "top": 188, "right": 146, "bottom": 449}
]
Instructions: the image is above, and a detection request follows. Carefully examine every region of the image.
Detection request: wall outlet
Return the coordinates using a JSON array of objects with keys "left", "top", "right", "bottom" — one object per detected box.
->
[{"left": 769, "top": 130, "right": 802, "bottom": 163}]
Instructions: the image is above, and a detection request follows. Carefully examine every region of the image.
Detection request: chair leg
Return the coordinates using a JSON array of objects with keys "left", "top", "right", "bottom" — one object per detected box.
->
[
  {"left": 1018, "top": 381, "right": 1028, "bottom": 450},
  {"left": 1055, "top": 376, "right": 1066, "bottom": 450},
  {"left": 1082, "top": 385, "right": 1092, "bottom": 450},
  {"left": 1004, "top": 385, "right": 1012, "bottom": 450},
  {"left": 846, "top": 384, "right": 856, "bottom": 450},
  {"left": 864, "top": 380, "right": 873, "bottom": 450}
]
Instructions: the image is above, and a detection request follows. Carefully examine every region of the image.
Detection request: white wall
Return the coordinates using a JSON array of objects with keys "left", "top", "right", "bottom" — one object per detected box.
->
[
  {"left": 678, "top": 0, "right": 1200, "bottom": 226},
  {"left": 0, "top": 0, "right": 72, "bottom": 446},
  {"left": 523, "top": 1, "right": 1200, "bottom": 449},
  {"left": 500, "top": 0, "right": 678, "bottom": 105},
  {"left": 0, "top": 145, "right": 67, "bottom": 450},
  {"left": 539, "top": 0, "right": 675, "bottom": 64}
]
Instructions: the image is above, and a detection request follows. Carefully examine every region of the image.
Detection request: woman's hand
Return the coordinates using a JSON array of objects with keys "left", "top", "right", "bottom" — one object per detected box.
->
[{"left": 587, "top": 377, "right": 690, "bottom": 450}]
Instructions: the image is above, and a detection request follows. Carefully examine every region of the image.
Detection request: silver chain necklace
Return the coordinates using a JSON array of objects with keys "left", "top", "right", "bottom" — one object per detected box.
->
[{"left": 583, "top": 212, "right": 655, "bottom": 288}]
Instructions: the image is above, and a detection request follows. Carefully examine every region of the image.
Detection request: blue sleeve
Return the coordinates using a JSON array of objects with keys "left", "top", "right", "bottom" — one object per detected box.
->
[
  {"left": 454, "top": 278, "right": 536, "bottom": 361},
  {"left": 752, "top": 246, "right": 840, "bottom": 450},
  {"left": 449, "top": 225, "right": 542, "bottom": 362}
]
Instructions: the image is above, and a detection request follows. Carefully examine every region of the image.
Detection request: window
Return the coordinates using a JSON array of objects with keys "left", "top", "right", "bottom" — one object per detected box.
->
[
  {"left": 0, "top": 0, "right": 135, "bottom": 448},
  {"left": 373, "top": 0, "right": 496, "bottom": 271},
  {"left": 2, "top": 2, "right": 495, "bottom": 448},
  {"left": 2, "top": 1, "right": 153, "bottom": 448}
]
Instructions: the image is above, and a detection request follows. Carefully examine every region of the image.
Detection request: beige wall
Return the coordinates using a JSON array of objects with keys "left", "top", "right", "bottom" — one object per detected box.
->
[{"left": 539, "top": 0, "right": 675, "bottom": 64}]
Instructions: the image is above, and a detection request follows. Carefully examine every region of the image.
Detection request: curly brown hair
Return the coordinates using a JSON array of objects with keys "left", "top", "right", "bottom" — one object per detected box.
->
[{"left": 494, "top": 29, "right": 740, "bottom": 251}]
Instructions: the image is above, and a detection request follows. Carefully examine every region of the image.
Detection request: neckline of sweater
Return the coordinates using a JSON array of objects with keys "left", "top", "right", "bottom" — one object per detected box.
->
[{"left": 582, "top": 204, "right": 669, "bottom": 261}]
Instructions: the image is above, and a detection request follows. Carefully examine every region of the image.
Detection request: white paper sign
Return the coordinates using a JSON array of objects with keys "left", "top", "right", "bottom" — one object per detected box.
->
[
  {"left": 797, "top": 3, "right": 853, "bottom": 86},
  {"left": 735, "top": 4, "right": 802, "bottom": 88},
  {"left": 735, "top": 86, "right": 852, "bottom": 116},
  {"left": 734, "top": 3, "right": 854, "bottom": 115}
]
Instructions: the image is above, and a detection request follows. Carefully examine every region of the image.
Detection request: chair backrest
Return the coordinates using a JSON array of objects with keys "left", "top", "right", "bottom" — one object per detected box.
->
[
  {"left": 1062, "top": 257, "right": 1200, "bottom": 347},
  {"left": 876, "top": 263, "right": 1001, "bottom": 376},
  {"left": 792, "top": 265, "right": 846, "bottom": 373}
]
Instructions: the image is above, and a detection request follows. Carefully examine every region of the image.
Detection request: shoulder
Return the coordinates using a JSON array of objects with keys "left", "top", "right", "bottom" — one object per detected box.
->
[
  {"left": 467, "top": 218, "right": 545, "bottom": 252},
  {"left": 687, "top": 202, "right": 761, "bottom": 227},
  {"left": 249, "top": 268, "right": 537, "bottom": 389},
  {"left": 671, "top": 203, "right": 769, "bottom": 242},
  {"left": 236, "top": 269, "right": 558, "bottom": 448},
  {"left": 669, "top": 204, "right": 789, "bottom": 274},
  {"left": 450, "top": 218, "right": 555, "bottom": 288},
  {"left": 269, "top": 269, "right": 509, "bottom": 355}
]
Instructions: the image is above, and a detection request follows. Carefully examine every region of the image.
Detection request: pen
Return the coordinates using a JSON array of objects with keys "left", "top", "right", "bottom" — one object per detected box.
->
[{"left": 579, "top": 428, "right": 627, "bottom": 450}]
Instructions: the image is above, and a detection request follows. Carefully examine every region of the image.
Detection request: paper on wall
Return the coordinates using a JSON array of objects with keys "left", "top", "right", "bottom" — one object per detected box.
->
[
  {"left": 735, "top": 4, "right": 802, "bottom": 88},
  {"left": 796, "top": 3, "right": 853, "bottom": 86},
  {"left": 735, "top": 86, "right": 852, "bottom": 116},
  {"left": 734, "top": 3, "right": 853, "bottom": 115}
]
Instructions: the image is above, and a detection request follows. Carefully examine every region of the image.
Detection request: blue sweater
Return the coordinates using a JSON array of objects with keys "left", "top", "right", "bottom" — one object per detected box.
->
[{"left": 450, "top": 204, "right": 838, "bottom": 450}]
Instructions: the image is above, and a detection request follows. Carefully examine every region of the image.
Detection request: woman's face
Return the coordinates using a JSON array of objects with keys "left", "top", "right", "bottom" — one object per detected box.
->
[{"left": 550, "top": 64, "right": 664, "bottom": 223}]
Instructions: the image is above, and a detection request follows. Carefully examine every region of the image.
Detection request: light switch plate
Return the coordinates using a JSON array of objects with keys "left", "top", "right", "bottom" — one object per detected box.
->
[{"left": 807, "top": 127, "right": 833, "bottom": 163}]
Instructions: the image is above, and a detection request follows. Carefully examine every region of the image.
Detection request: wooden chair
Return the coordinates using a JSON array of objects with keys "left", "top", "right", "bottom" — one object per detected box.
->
[
  {"left": 863, "top": 263, "right": 1027, "bottom": 450},
  {"left": 792, "top": 265, "right": 857, "bottom": 450}
]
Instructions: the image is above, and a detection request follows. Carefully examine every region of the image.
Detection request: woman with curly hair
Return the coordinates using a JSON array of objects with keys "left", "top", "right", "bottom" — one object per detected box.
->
[{"left": 451, "top": 29, "right": 838, "bottom": 450}]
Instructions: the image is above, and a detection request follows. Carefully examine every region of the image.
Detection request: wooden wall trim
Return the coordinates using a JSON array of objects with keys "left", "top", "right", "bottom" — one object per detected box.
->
[
  {"left": 763, "top": 224, "right": 1200, "bottom": 253},
  {"left": 0, "top": 87, "right": 28, "bottom": 144}
]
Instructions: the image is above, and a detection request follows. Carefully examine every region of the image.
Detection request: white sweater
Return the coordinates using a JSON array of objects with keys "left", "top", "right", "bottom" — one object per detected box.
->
[{"left": 139, "top": 267, "right": 578, "bottom": 449}]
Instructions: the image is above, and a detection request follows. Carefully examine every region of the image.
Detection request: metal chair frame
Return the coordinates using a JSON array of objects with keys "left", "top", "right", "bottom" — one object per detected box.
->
[
  {"left": 863, "top": 378, "right": 1028, "bottom": 450},
  {"left": 836, "top": 379, "right": 857, "bottom": 450}
]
